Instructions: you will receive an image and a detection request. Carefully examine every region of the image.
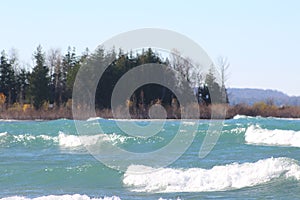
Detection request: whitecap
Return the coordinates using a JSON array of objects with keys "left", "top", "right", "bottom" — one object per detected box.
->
[
  {"left": 233, "top": 115, "right": 249, "bottom": 120},
  {"left": 245, "top": 125, "right": 300, "bottom": 147},
  {"left": 123, "top": 157, "right": 300, "bottom": 193},
  {"left": 0, "top": 132, "right": 8, "bottom": 137},
  {"left": 57, "top": 131, "right": 131, "bottom": 148}
]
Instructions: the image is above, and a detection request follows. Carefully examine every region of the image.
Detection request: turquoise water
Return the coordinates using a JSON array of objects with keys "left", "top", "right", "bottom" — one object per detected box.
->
[{"left": 1, "top": 116, "right": 300, "bottom": 199}]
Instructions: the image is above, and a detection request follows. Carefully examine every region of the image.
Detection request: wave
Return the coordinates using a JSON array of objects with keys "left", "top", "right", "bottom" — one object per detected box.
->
[
  {"left": 87, "top": 117, "right": 103, "bottom": 121},
  {"left": 123, "top": 157, "right": 300, "bottom": 193},
  {"left": 233, "top": 115, "right": 300, "bottom": 121},
  {"left": 0, "top": 119, "right": 20, "bottom": 122},
  {"left": 57, "top": 132, "right": 137, "bottom": 148},
  {"left": 0, "top": 132, "right": 57, "bottom": 147},
  {"left": 221, "top": 127, "right": 246, "bottom": 135},
  {"left": 233, "top": 115, "right": 254, "bottom": 120},
  {"left": 57, "top": 132, "right": 107, "bottom": 148},
  {"left": 0, "top": 194, "right": 121, "bottom": 200},
  {"left": 0, "top": 131, "right": 131, "bottom": 149},
  {"left": 232, "top": 115, "right": 267, "bottom": 120},
  {"left": 245, "top": 125, "right": 300, "bottom": 147}
]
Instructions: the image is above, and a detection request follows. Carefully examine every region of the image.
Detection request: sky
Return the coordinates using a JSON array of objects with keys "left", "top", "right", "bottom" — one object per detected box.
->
[{"left": 1, "top": 0, "right": 300, "bottom": 95}]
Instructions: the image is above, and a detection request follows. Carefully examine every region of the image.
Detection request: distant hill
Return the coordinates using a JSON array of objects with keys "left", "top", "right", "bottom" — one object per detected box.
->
[{"left": 227, "top": 88, "right": 300, "bottom": 106}]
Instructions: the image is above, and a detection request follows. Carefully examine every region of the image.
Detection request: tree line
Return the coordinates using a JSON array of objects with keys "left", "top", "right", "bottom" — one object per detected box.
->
[
  {"left": 0, "top": 45, "right": 228, "bottom": 117},
  {"left": 0, "top": 45, "right": 85, "bottom": 109}
]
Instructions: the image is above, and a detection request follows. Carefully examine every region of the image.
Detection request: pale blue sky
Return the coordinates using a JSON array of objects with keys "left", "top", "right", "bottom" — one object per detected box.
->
[{"left": 1, "top": 0, "right": 300, "bottom": 95}]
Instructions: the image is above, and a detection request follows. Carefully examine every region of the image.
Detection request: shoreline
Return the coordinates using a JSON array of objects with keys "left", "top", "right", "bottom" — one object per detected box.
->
[
  {"left": 1, "top": 102, "right": 300, "bottom": 121},
  {"left": 1, "top": 115, "right": 300, "bottom": 122}
]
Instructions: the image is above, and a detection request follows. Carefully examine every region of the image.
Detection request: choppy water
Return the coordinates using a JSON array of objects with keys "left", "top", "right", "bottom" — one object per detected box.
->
[{"left": 1, "top": 115, "right": 300, "bottom": 199}]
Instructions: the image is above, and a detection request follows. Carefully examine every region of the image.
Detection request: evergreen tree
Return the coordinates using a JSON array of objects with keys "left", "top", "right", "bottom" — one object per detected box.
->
[
  {"left": 0, "top": 50, "right": 16, "bottom": 105},
  {"left": 205, "top": 67, "right": 223, "bottom": 103},
  {"left": 47, "top": 49, "right": 63, "bottom": 106},
  {"left": 16, "top": 69, "right": 29, "bottom": 105},
  {"left": 64, "top": 47, "right": 80, "bottom": 101},
  {"left": 29, "top": 45, "right": 50, "bottom": 109}
]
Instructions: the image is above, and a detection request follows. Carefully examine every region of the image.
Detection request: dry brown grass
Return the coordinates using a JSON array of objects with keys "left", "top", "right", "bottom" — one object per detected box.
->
[
  {"left": 1, "top": 102, "right": 300, "bottom": 120},
  {"left": 227, "top": 102, "right": 300, "bottom": 118}
]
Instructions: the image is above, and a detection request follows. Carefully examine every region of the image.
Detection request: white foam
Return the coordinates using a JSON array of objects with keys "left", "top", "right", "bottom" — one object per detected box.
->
[
  {"left": 0, "top": 133, "right": 56, "bottom": 143},
  {"left": 245, "top": 125, "right": 300, "bottom": 147},
  {"left": 38, "top": 135, "right": 54, "bottom": 141},
  {"left": 14, "top": 134, "right": 36, "bottom": 141},
  {"left": 231, "top": 127, "right": 246, "bottom": 134},
  {"left": 267, "top": 116, "right": 300, "bottom": 121},
  {"left": 233, "top": 115, "right": 300, "bottom": 121},
  {"left": 0, "top": 119, "right": 19, "bottom": 122},
  {"left": 222, "top": 127, "right": 246, "bottom": 134},
  {"left": 0, "top": 196, "right": 178, "bottom": 200},
  {"left": 107, "top": 118, "right": 179, "bottom": 122},
  {"left": 57, "top": 132, "right": 130, "bottom": 148},
  {"left": 123, "top": 157, "right": 300, "bottom": 193},
  {"left": 58, "top": 132, "right": 83, "bottom": 147},
  {"left": 58, "top": 132, "right": 110, "bottom": 148},
  {"left": 182, "top": 121, "right": 196, "bottom": 126},
  {"left": 0, "top": 194, "right": 121, "bottom": 200},
  {"left": 233, "top": 115, "right": 249, "bottom": 120},
  {"left": 87, "top": 117, "right": 103, "bottom": 121},
  {"left": 0, "top": 131, "right": 131, "bottom": 148},
  {"left": 108, "top": 133, "right": 131, "bottom": 145},
  {"left": 0, "top": 132, "right": 8, "bottom": 137}
]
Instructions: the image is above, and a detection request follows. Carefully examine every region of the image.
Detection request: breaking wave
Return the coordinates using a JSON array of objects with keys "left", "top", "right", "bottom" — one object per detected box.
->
[
  {"left": 0, "top": 131, "right": 131, "bottom": 149},
  {"left": 123, "top": 157, "right": 300, "bottom": 193},
  {"left": 245, "top": 125, "right": 300, "bottom": 147}
]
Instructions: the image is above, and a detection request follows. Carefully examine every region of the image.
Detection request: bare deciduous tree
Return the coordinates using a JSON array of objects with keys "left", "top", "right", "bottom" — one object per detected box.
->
[
  {"left": 170, "top": 49, "right": 202, "bottom": 87},
  {"left": 217, "top": 56, "right": 230, "bottom": 88},
  {"left": 217, "top": 56, "right": 230, "bottom": 103}
]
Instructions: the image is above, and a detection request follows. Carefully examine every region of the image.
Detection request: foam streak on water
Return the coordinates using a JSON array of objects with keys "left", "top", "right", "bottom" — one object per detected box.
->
[{"left": 0, "top": 195, "right": 121, "bottom": 200}]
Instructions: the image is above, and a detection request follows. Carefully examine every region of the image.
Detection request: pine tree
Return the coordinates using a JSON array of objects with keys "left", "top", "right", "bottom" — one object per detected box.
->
[
  {"left": 0, "top": 50, "right": 16, "bottom": 105},
  {"left": 63, "top": 47, "right": 79, "bottom": 101},
  {"left": 29, "top": 45, "right": 50, "bottom": 109},
  {"left": 205, "top": 67, "right": 222, "bottom": 104},
  {"left": 15, "top": 69, "right": 29, "bottom": 105},
  {"left": 47, "top": 49, "right": 63, "bottom": 106}
]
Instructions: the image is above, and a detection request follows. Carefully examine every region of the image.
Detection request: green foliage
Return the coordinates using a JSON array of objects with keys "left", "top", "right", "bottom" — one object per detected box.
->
[
  {"left": 15, "top": 68, "right": 29, "bottom": 104},
  {"left": 95, "top": 48, "right": 169, "bottom": 112},
  {"left": 0, "top": 45, "right": 229, "bottom": 114},
  {"left": 202, "top": 67, "right": 228, "bottom": 104},
  {"left": 29, "top": 45, "right": 50, "bottom": 109},
  {"left": 64, "top": 47, "right": 81, "bottom": 100},
  {"left": 0, "top": 50, "right": 16, "bottom": 104}
]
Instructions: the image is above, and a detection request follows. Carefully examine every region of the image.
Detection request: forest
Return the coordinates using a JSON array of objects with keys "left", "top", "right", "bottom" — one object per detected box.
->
[{"left": 0, "top": 45, "right": 229, "bottom": 119}]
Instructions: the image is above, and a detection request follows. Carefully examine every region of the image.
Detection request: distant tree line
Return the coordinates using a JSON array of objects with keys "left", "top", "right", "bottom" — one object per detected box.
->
[{"left": 0, "top": 45, "right": 228, "bottom": 117}]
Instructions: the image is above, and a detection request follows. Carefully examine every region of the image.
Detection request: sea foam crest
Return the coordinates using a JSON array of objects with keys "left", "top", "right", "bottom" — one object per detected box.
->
[
  {"left": 123, "top": 157, "right": 300, "bottom": 193},
  {"left": 58, "top": 132, "right": 130, "bottom": 148},
  {"left": 0, "top": 132, "right": 56, "bottom": 146},
  {"left": 0, "top": 131, "right": 130, "bottom": 148},
  {"left": 233, "top": 115, "right": 250, "bottom": 120},
  {"left": 0, "top": 132, "right": 8, "bottom": 137},
  {"left": 58, "top": 132, "right": 104, "bottom": 147},
  {"left": 0, "top": 194, "right": 121, "bottom": 200},
  {"left": 0, "top": 132, "right": 53, "bottom": 141},
  {"left": 245, "top": 125, "right": 300, "bottom": 147}
]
